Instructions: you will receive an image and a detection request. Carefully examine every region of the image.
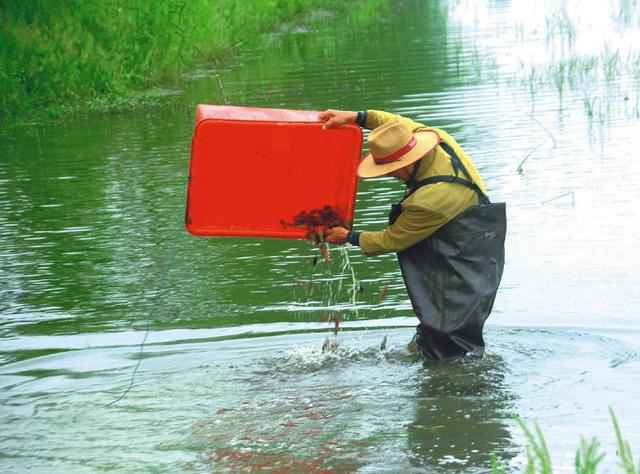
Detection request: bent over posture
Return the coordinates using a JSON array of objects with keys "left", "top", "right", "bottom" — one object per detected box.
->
[{"left": 320, "top": 109, "right": 506, "bottom": 360}]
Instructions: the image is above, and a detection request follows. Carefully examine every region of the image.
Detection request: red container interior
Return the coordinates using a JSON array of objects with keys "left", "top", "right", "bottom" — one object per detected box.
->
[{"left": 185, "top": 105, "right": 362, "bottom": 239}]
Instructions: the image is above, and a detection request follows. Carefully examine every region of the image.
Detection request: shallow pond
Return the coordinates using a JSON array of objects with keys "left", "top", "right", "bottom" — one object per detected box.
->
[{"left": 1, "top": 0, "right": 640, "bottom": 472}]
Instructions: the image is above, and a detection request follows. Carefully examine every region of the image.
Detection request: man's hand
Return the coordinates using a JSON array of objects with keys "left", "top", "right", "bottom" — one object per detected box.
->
[
  {"left": 325, "top": 226, "right": 349, "bottom": 245},
  {"left": 319, "top": 109, "right": 357, "bottom": 129}
]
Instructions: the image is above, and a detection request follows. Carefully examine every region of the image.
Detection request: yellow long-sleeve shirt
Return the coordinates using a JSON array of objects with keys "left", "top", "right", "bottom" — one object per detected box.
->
[{"left": 359, "top": 110, "right": 487, "bottom": 256}]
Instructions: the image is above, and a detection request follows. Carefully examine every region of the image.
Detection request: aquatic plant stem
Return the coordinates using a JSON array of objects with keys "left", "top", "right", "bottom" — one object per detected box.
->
[
  {"left": 517, "top": 418, "right": 553, "bottom": 474},
  {"left": 106, "top": 239, "right": 176, "bottom": 407},
  {"left": 541, "top": 191, "right": 575, "bottom": 206},
  {"left": 610, "top": 408, "right": 639, "bottom": 474},
  {"left": 516, "top": 113, "right": 558, "bottom": 174},
  {"left": 105, "top": 321, "right": 150, "bottom": 408},
  {"left": 575, "top": 437, "right": 605, "bottom": 474},
  {"left": 504, "top": 411, "right": 639, "bottom": 474},
  {"left": 530, "top": 113, "right": 558, "bottom": 148},
  {"left": 516, "top": 142, "right": 544, "bottom": 174},
  {"left": 215, "top": 74, "right": 228, "bottom": 105}
]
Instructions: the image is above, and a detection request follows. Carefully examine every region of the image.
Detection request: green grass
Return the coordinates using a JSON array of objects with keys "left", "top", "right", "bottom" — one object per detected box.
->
[
  {"left": 0, "top": 0, "right": 380, "bottom": 124},
  {"left": 492, "top": 409, "right": 639, "bottom": 474}
]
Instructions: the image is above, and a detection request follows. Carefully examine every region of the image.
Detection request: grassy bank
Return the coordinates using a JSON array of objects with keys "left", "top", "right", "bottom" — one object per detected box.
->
[{"left": 0, "top": 0, "right": 364, "bottom": 124}]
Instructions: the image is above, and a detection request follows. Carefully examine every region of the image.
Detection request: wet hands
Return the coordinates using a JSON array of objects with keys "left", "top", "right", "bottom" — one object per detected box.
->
[
  {"left": 324, "top": 226, "right": 349, "bottom": 245},
  {"left": 307, "top": 226, "right": 348, "bottom": 263},
  {"left": 319, "top": 109, "right": 357, "bottom": 129}
]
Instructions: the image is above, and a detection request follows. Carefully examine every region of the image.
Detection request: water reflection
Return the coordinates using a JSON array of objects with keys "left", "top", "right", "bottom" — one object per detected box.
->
[{"left": 408, "top": 355, "right": 515, "bottom": 472}]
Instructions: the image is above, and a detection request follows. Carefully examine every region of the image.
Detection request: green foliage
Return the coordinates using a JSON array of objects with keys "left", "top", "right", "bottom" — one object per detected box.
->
[
  {"left": 575, "top": 437, "right": 605, "bottom": 474},
  {"left": 611, "top": 408, "right": 639, "bottom": 474},
  {"left": 490, "top": 410, "right": 637, "bottom": 474},
  {"left": 517, "top": 418, "right": 553, "bottom": 474},
  {"left": 0, "top": 0, "right": 352, "bottom": 123},
  {"left": 491, "top": 454, "right": 509, "bottom": 474}
]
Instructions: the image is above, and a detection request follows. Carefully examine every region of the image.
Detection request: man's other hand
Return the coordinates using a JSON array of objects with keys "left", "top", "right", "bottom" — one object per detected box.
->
[
  {"left": 319, "top": 109, "right": 357, "bottom": 129},
  {"left": 325, "top": 226, "right": 349, "bottom": 245}
]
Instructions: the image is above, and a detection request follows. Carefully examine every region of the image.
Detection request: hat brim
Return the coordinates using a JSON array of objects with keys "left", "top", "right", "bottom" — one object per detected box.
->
[{"left": 357, "top": 130, "right": 440, "bottom": 178}]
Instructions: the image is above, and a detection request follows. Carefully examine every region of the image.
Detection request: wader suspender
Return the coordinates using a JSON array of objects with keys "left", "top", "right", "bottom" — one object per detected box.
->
[
  {"left": 389, "top": 141, "right": 489, "bottom": 225},
  {"left": 406, "top": 141, "right": 490, "bottom": 205}
]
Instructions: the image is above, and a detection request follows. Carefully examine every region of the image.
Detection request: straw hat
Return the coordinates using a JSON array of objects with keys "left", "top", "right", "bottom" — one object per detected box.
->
[{"left": 358, "top": 120, "right": 440, "bottom": 178}]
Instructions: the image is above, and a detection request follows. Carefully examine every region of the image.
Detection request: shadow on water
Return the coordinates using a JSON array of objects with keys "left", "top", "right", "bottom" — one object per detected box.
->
[
  {"left": 408, "top": 354, "right": 516, "bottom": 472},
  {"left": 187, "top": 327, "right": 640, "bottom": 472},
  {"left": 1, "top": 325, "right": 639, "bottom": 472},
  {"left": 187, "top": 331, "right": 519, "bottom": 473}
]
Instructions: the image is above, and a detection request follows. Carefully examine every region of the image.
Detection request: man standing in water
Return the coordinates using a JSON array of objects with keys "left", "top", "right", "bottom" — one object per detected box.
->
[{"left": 319, "top": 109, "right": 506, "bottom": 360}]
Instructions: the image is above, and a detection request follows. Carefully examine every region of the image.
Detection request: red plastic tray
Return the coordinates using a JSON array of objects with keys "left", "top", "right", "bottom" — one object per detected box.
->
[{"left": 185, "top": 105, "right": 362, "bottom": 239}]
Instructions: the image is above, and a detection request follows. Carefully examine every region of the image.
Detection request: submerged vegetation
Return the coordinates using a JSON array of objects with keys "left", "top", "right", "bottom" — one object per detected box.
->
[
  {"left": 0, "top": 0, "right": 376, "bottom": 124},
  {"left": 529, "top": 12, "right": 640, "bottom": 121},
  {"left": 492, "top": 410, "right": 639, "bottom": 474},
  {"left": 463, "top": 4, "right": 640, "bottom": 123},
  {"left": 517, "top": 48, "right": 640, "bottom": 119}
]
